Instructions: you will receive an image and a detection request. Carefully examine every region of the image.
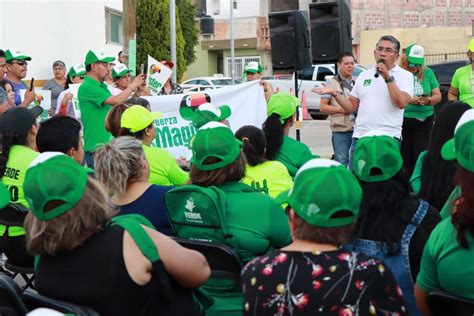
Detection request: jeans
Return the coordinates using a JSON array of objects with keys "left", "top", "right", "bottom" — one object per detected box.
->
[
  {"left": 401, "top": 116, "right": 434, "bottom": 177},
  {"left": 332, "top": 131, "right": 353, "bottom": 167}
]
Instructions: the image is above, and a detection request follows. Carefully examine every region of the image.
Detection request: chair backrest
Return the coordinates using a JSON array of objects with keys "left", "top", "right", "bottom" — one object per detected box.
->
[
  {"left": 0, "top": 275, "right": 29, "bottom": 315},
  {"left": 173, "top": 237, "right": 243, "bottom": 282},
  {"left": 427, "top": 291, "right": 474, "bottom": 316},
  {"left": 23, "top": 290, "right": 99, "bottom": 316},
  {"left": 164, "top": 185, "right": 239, "bottom": 250},
  {"left": 0, "top": 203, "right": 29, "bottom": 227}
]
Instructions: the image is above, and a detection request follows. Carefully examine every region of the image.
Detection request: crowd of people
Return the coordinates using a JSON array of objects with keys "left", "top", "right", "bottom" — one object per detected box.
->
[{"left": 0, "top": 34, "right": 473, "bottom": 315}]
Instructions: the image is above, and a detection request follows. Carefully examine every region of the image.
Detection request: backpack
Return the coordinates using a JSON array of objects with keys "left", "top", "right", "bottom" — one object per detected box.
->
[{"left": 164, "top": 185, "right": 239, "bottom": 251}]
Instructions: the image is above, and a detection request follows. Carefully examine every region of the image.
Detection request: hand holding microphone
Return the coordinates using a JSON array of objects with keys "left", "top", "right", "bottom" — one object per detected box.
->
[{"left": 374, "top": 59, "right": 386, "bottom": 78}]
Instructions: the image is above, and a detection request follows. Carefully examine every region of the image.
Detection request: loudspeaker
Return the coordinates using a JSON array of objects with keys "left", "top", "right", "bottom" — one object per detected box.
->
[
  {"left": 309, "top": 1, "right": 352, "bottom": 63},
  {"left": 270, "top": 0, "right": 299, "bottom": 12},
  {"left": 269, "top": 11, "right": 312, "bottom": 70}
]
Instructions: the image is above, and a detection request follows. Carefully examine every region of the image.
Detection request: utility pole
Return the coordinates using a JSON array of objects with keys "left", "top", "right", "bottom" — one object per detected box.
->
[
  {"left": 122, "top": 0, "right": 136, "bottom": 66},
  {"left": 170, "top": 0, "right": 177, "bottom": 82},
  {"left": 230, "top": 0, "right": 235, "bottom": 83}
]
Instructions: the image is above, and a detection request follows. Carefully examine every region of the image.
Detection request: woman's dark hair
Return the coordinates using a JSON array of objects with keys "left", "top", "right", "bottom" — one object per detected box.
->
[
  {"left": 353, "top": 171, "right": 416, "bottom": 244},
  {"left": 190, "top": 152, "right": 246, "bottom": 187},
  {"left": 121, "top": 123, "right": 151, "bottom": 140},
  {"left": 37, "top": 116, "right": 81, "bottom": 153},
  {"left": 419, "top": 101, "right": 470, "bottom": 210},
  {"left": 64, "top": 75, "right": 73, "bottom": 90},
  {"left": 0, "top": 79, "right": 12, "bottom": 91},
  {"left": 125, "top": 97, "right": 151, "bottom": 110},
  {"left": 235, "top": 125, "right": 267, "bottom": 166},
  {"left": 0, "top": 131, "right": 28, "bottom": 179},
  {"left": 262, "top": 114, "right": 292, "bottom": 160},
  {"left": 452, "top": 167, "right": 474, "bottom": 249}
]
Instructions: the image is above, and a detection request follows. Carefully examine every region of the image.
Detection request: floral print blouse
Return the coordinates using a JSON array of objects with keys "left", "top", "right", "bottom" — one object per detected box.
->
[
  {"left": 241, "top": 250, "right": 407, "bottom": 316},
  {"left": 157, "top": 82, "right": 183, "bottom": 95}
]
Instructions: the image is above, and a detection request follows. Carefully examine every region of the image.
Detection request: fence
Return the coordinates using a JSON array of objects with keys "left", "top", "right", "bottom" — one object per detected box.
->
[
  {"left": 225, "top": 56, "right": 261, "bottom": 80},
  {"left": 425, "top": 52, "right": 466, "bottom": 64}
]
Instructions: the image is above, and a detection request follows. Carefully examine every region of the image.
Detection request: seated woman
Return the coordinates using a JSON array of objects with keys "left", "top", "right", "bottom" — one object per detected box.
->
[
  {"left": 235, "top": 125, "right": 293, "bottom": 198},
  {"left": 262, "top": 92, "right": 314, "bottom": 177},
  {"left": 182, "top": 122, "right": 292, "bottom": 315},
  {"left": 410, "top": 101, "right": 470, "bottom": 212},
  {"left": 95, "top": 136, "right": 174, "bottom": 235},
  {"left": 415, "top": 109, "right": 474, "bottom": 315},
  {"left": 105, "top": 103, "right": 190, "bottom": 186},
  {"left": 346, "top": 131, "right": 441, "bottom": 316},
  {"left": 0, "top": 106, "right": 42, "bottom": 267},
  {"left": 242, "top": 159, "right": 407, "bottom": 315},
  {"left": 23, "top": 153, "right": 210, "bottom": 315}
]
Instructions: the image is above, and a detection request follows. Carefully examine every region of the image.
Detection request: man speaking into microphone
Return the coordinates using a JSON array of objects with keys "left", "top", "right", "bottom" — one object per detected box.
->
[{"left": 338, "top": 35, "right": 414, "bottom": 169}]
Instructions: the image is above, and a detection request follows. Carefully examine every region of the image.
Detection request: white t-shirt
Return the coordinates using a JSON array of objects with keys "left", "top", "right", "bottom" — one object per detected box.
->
[
  {"left": 350, "top": 65, "right": 414, "bottom": 138},
  {"left": 108, "top": 86, "right": 123, "bottom": 96}
]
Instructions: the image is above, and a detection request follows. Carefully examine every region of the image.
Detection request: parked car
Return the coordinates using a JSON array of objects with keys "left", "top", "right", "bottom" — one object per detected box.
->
[
  {"left": 265, "top": 64, "right": 367, "bottom": 120},
  {"left": 181, "top": 75, "right": 236, "bottom": 92},
  {"left": 427, "top": 60, "right": 469, "bottom": 107}
]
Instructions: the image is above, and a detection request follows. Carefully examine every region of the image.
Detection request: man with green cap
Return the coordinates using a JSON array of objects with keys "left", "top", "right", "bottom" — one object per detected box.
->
[
  {"left": 3, "top": 48, "right": 35, "bottom": 107},
  {"left": 243, "top": 61, "right": 274, "bottom": 100},
  {"left": 448, "top": 38, "right": 474, "bottom": 107},
  {"left": 78, "top": 50, "right": 145, "bottom": 167},
  {"left": 241, "top": 158, "right": 407, "bottom": 316}
]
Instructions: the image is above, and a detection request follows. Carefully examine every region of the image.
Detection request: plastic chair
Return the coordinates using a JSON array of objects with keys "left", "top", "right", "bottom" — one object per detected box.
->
[
  {"left": 172, "top": 237, "right": 243, "bottom": 282},
  {"left": 427, "top": 291, "right": 474, "bottom": 316},
  {"left": 0, "top": 275, "right": 29, "bottom": 315},
  {"left": 23, "top": 290, "right": 99, "bottom": 316},
  {"left": 0, "top": 203, "right": 35, "bottom": 290}
]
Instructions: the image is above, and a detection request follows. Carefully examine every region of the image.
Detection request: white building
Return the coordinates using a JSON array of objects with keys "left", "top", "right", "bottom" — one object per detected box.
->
[{"left": 0, "top": 0, "right": 123, "bottom": 83}]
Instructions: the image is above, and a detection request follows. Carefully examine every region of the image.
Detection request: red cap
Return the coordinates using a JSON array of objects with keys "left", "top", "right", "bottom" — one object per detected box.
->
[{"left": 160, "top": 60, "right": 174, "bottom": 69}]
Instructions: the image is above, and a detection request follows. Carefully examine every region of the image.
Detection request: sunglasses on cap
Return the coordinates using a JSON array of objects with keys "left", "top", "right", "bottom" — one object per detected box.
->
[
  {"left": 409, "top": 63, "right": 421, "bottom": 68},
  {"left": 11, "top": 61, "right": 28, "bottom": 66}
]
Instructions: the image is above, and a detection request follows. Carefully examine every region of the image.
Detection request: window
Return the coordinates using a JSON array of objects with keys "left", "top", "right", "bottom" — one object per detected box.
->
[
  {"left": 106, "top": 7, "right": 123, "bottom": 45},
  {"left": 225, "top": 56, "right": 261, "bottom": 80},
  {"left": 316, "top": 67, "right": 334, "bottom": 81},
  {"left": 298, "top": 67, "right": 315, "bottom": 80}
]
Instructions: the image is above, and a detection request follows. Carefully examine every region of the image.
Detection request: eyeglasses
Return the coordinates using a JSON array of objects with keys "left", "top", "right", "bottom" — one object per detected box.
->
[
  {"left": 78, "top": 75, "right": 85, "bottom": 79},
  {"left": 376, "top": 47, "right": 398, "bottom": 54},
  {"left": 408, "top": 63, "right": 421, "bottom": 68},
  {"left": 11, "top": 61, "right": 28, "bottom": 66}
]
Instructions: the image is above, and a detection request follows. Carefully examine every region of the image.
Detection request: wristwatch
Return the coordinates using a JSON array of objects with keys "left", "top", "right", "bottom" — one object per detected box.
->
[{"left": 385, "top": 76, "right": 395, "bottom": 83}]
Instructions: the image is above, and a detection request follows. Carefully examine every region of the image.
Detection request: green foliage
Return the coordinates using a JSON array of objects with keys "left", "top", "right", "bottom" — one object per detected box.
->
[{"left": 136, "top": 0, "right": 199, "bottom": 81}]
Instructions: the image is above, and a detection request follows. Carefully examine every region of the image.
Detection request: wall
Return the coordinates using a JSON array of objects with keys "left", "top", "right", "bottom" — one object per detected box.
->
[
  {"left": 358, "top": 26, "right": 472, "bottom": 66},
  {"left": 185, "top": 46, "right": 218, "bottom": 79},
  {"left": 0, "top": 0, "right": 123, "bottom": 81}
]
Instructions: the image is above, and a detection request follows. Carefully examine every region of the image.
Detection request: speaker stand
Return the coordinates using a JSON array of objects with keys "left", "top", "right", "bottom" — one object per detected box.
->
[{"left": 294, "top": 68, "right": 301, "bottom": 142}]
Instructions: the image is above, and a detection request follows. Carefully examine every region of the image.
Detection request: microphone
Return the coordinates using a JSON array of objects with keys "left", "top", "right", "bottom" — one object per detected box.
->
[{"left": 374, "top": 59, "right": 385, "bottom": 78}]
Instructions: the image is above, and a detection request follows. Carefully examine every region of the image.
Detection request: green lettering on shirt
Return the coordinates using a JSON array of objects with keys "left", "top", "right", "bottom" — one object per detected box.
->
[
  {"left": 363, "top": 79, "right": 372, "bottom": 86},
  {"left": 252, "top": 179, "right": 270, "bottom": 195}
]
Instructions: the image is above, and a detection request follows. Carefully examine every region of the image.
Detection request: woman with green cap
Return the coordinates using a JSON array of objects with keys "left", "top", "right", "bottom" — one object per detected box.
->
[
  {"left": 400, "top": 44, "right": 442, "bottom": 176},
  {"left": 345, "top": 130, "right": 440, "bottom": 316},
  {"left": 415, "top": 109, "right": 474, "bottom": 315},
  {"left": 262, "top": 92, "right": 315, "bottom": 177},
  {"left": 56, "top": 64, "right": 86, "bottom": 118},
  {"left": 23, "top": 153, "right": 210, "bottom": 315},
  {"left": 448, "top": 39, "right": 474, "bottom": 107},
  {"left": 242, "top": 159, "right": 407, "bottom": 315},
  {"left": 170, "top": 121, "right": 291, "bottom": 316}
]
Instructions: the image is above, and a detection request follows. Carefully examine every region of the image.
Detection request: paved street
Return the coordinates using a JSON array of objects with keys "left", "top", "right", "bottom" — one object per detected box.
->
[{"left": 289, "top": 119, "right": 333, "bottom": 159}]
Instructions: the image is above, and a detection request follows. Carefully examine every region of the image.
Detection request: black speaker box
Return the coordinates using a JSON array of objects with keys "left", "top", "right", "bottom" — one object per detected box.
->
[
  {"left": 269, "top": 11, "right": 312, "bottom": 70},
  {"left": 309, "top": 1, "right": 352, "bottom": 63}
]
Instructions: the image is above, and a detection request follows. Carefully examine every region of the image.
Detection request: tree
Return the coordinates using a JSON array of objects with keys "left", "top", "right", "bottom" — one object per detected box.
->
[{"left": 136, "top": 0, "right": 199, "bottom": 81}]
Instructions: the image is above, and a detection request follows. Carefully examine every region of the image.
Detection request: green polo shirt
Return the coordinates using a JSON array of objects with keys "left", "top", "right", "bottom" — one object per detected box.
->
[
  {"left": 417, "top": 217, "right": 474, "bottom": 299},
  {"left": 1, "top": 145, "right": 39, "bottom": 236},
  {"left": 276, "top": 136, "right": 315, "bottom": 177},
  {"left": 78, "top": 75, "right": 113, "bottom": 152},
  {"left": 451, "top": 65, "right": 474, "bottom": 107},
  {"left": 142, "top": 144, "right": 189, "bottom": 186},
  {"left": 409, "top": 150, "right": 427, "bottom": 193},
  {"left": 404, "top": 67, "right": 440, "bottom": 119},
  {"left": 242, "top": 160, "right": 293, "bottom": 199},
  {"left": 440, "top": 186, "right": 461, "bottom": 219}
]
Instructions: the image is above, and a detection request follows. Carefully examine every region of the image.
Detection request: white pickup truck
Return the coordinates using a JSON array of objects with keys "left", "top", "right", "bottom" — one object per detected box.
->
[{"left": 265, "top": 64, "right": 366, "bottom": 119}]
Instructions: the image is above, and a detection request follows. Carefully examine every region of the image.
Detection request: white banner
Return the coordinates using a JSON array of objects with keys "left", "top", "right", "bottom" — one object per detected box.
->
[
  {"left": 20, "top": 89, "right": 51, "bottom": 121},
  {"left": 144, "top": 81, "right": 267, "bottom": 160},
  {"left": 146, "top": 56, "right": 172, "bottom": 95},
  {"left": 68, "top": 84, "right": 82, "bottom": 118}
]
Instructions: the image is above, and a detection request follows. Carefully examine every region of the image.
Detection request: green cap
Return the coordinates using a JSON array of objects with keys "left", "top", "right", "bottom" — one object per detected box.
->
[
  {"left": 243, "top": 61, "right": 263, "bottom": 74},
  {"left": 68, "top": 64, "right": 86, "bottom": 78},
  {"left": 267, "top": 92, "right": 300, "bottom": 123},
  {"left": 441, "top": 109, "right": 474, "bottom": 172},
  {"left": 353, "top": 131, "right": 403, "bottom": 182},
  {"left": 405, "top": 44, "right": 425, "bottom": 65},
  {"left": 192, "top": 103, "right": 232, "bottom": 129},
  {"left": 84, "top": 50, "right": 115, "bottom": 66},
  {"left": 121, "top": 105, "right": 163, "bottom": 133},
  {"left": 24, "top": 153, "right": 89, "bottom": 221},
  {"left": 0, "top": 183, "right": 10, "bottom": 209},
  {"left": 275, "top": 159, "right": 361, "bottom": 228},
  {"left": 190, "top": 122, "right": 242, "bottom": 171},
  {"left": 112, "top": 63, "right": 132, "bottom": 78},
  {"left": 468, "top": 39, "right": 474, "bottom": 52},
  {"left": 5, "top": 49, "right": 32, "bottom": 62}
]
